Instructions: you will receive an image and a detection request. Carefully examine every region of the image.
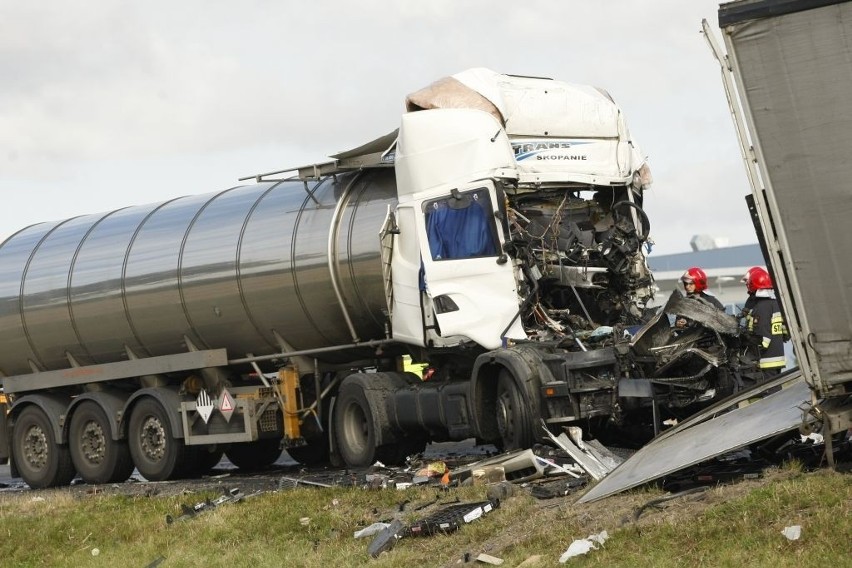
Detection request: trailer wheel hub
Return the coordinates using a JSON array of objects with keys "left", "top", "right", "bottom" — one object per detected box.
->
[
  {"left": 81, "top": 422, "right": 106, "bottom": 464},
  {"left": 139, "top": 416, "right": 166, "bottom": 461},
  {"left": 23, "top": 425, "right": 49, "bottom": 470}
]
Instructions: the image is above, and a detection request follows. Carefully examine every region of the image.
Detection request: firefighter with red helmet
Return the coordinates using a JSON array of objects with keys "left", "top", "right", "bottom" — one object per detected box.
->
[
  {"left": 741, "top": 266, "right": 787, "bottom": 379},
  {"left": 674, "top": 266, "right": 725, "bottom": 328}
]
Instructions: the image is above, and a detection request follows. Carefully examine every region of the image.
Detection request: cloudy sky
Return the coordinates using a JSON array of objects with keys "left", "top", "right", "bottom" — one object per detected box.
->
[{"left": 0, "top": 1, "right": 754, "bottom": 256}]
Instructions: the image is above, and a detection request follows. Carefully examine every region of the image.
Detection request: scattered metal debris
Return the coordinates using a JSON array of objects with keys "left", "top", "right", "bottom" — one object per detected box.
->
[
  {"left": 525, "top": 477, "right": 588, "bottom": 500},
  {"left": 277, "top": 476, "right": 333, "bottom": 489},
  {"left": 363, "top": 499, "right": 500, "bottom": 558},
  {"left": 165, "top": 487, "right": 245, "bottom": 524},
  {"left": 542, "top": 421, "right": 614, "bottom": 481}
]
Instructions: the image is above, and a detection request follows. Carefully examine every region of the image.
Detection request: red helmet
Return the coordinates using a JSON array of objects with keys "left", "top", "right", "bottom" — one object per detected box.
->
[
  {"left": 742, "top": 266, "right": 772, "bottom": 294},
  {"left": 681, "top": 267, "right": 708, "bottom": 292}
]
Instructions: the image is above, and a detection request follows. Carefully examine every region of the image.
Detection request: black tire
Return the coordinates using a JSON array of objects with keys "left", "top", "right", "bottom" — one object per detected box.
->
[
  {"left": 13, "top": 405, "right": 76, "bottom": 489},
  {"left": 333, "top": 373, "right": 414, "bottom": 467},
  {"left": 495, "top": 370, "right": 534, "bottom": 451},
  {"left": 69, "top": 401, "right": 134, "bottom": 484},
  {"left": 333, "top": 380, "right": 378, "bottom": 467},
  {"left": 186, "top": 445, "right": 225, "bottom": 476},
  {"left": 224, "top": 438, "right": 282, "bottom": 470},
  {"left": 128, "top": 397, "right": 188, "bottom": 481}
]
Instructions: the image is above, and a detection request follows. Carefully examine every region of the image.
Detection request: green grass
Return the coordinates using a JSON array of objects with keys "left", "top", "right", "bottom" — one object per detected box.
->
[{"left": 0, "top": 468, "right": 848, "bottom": 567}]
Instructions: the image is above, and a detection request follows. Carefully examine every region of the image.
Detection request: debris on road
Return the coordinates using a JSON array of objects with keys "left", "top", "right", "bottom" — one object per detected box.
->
[
  {"left": 367, "top": 519, "right": 406, "bottom": 558},
  {"left": 558, "top": 530, "right": 609, "bottom": 563},
  {"left": 165, "top": 487, "right": 245, "bottom": 524},
  {"left": 475, "top": 552, "right": 504, "bottom": 565},
  {"left": 781, "top": 525, "right": 802, "bottom": 541},
  {"left": 363, "top": 498, "right": 501, "bottom": 558}
]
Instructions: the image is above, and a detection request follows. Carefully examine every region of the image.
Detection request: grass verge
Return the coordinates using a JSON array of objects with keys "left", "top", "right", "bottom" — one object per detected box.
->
[{"left": 0, "top": 466, "right": 848, "bottom": 567}]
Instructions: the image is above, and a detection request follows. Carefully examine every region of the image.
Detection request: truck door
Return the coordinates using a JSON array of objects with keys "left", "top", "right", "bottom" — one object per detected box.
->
[{"left": 418, "top": 181, "right": 526, "bottom": 349}]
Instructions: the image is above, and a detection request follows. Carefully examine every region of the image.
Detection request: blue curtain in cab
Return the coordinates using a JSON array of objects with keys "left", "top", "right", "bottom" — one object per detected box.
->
[{"left": 426, "top": 196, "right": 497, "bottom": 260}]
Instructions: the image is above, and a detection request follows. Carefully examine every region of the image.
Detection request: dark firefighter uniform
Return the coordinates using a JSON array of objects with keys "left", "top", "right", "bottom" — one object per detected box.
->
[{"left": 743, "top": 294, "right": 787, "bottom": 374}]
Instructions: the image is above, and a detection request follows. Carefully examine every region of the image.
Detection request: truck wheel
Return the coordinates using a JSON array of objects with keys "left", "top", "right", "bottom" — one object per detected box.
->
[
  {"left": 224, "top": 439, "right": 282, "bottom": 470},
  {"left": 13, "top": 405, "right": 76, "bottom": 489},
  {"left": 128, "top": 398, "right": 187, "bottom": 481},
  {"left": 496, "top": 370, "right": 534, "bottom": 451},
  {"left": 286, "top": 441, "right": 329, "bottom": 466},
  {"left": 333, "top": 380, "right": 377, "bottom": 467},
  {"left": 69, "top": 401, "right": 134, "bottom": 484},
  {"left": 186, "top": 445, "right": 224, "bottom": 476}
]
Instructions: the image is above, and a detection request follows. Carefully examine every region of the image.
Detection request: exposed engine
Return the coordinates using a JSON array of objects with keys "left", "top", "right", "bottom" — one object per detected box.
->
[
  {"left": 505, "top": 185, "right": 654, "bottom": 338},
  {"left": 501, "top": 183, "right": 762, "bottom": 438}
]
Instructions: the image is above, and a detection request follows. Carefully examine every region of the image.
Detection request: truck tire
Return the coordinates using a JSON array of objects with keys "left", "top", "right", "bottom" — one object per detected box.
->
[
  {"left": 286, "top": 441, "right": 329, "bottom": 466},
  {"left": 495, "top": 370, "right": 534, "bottom": 451},
  {"left": 186, "top": 445, "right": 225, "bottom": 476},
  {"left": 128, "top": 398, "right": 188, "bottom": 481},
  {"left": 69, "top": 401, "right": 134, "bottom": 484},
  {"left": 334, "top": 376, "right": 412, "bottom": 467},
  {"left": 224, "top": 439, "right": 282, "bottom": 470},
  {"left": 333, "top": 373, "right": 415, "bottom": 467},
  {"left": 13, "top": 405, "right": 76, "bottom": 489},
  {"left": 333, "top": 379, "right": 378, "bottom": 467}
]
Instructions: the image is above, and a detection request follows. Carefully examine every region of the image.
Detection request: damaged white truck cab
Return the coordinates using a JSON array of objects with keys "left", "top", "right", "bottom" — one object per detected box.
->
[
  {"left": 390, "top": 71, "right": 651, "bottom": 351},
  {"left": 0, "top": 68, "right": 746, "bottom": 488}
]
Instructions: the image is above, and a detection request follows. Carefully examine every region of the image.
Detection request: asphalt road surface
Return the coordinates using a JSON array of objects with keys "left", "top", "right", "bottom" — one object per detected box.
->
[{"left": 0, "top": 439, "right": 494, "bottom": 495}]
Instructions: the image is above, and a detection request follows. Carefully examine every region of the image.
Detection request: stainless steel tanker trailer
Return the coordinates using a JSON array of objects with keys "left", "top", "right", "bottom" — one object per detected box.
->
[{"left": 0, "top": 68, "right": 752, "bottom": 488}]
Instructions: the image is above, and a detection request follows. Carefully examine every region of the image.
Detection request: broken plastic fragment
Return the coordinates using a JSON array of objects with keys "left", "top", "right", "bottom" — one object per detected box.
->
[
  {"left": 475, "top": 552, "right": 504, "bottom": 565},
  {"left": 781, "top": 525, "right": 802, "bottom": 541},
  {"left": 558, "top": 530, "right": 609, "bottom": 563},
  {"left": 354, "top": 522, "right": 391, "bottom": 539},
  {"left": 800, "top": 433, "right": 824, "bottom": 444},
  {"left": 367, "top": 519, "right": 405, "bottom": 558}
]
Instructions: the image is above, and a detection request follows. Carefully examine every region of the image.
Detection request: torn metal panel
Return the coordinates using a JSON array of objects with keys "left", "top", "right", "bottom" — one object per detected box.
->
[
  {"left": 664, "top": 290, "right": 740, "bottom": 336},
  {"left": 584, "top": 439, "right": 625, "bottom": 471},
  {"left": 577, "top": 372, "right": 812, "bottom": 503},
  {"left": 541, "top": 421, "right": 611, "bottom": 481}
]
